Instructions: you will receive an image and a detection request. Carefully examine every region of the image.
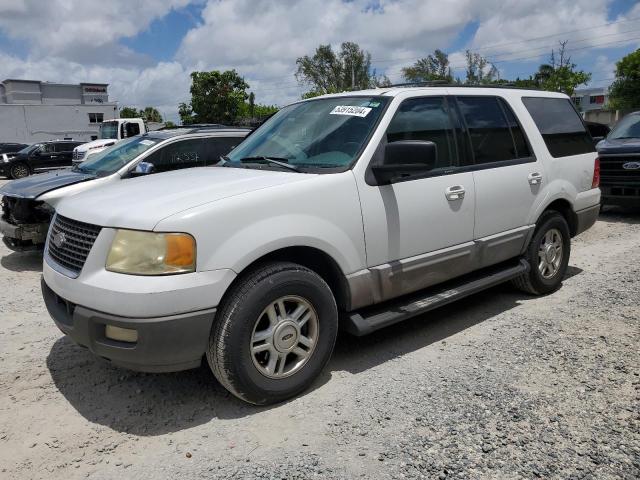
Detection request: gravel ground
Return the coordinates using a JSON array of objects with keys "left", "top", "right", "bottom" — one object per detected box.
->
[{"left": 0, "top": 177, "right": 638, "bottom": 479}]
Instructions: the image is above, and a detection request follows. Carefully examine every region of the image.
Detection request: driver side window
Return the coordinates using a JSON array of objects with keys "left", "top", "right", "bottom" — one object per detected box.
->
[
  {"left": 386, "top": 97, "right": 456, "bottom": 169},
  {"left": 144, "top": 139, "right": 210, "bottom": 173}
]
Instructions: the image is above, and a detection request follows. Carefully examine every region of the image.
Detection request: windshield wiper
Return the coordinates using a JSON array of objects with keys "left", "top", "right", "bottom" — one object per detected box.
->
[{"left": 238, "top": 156, "right": 302, "bottom": 172}]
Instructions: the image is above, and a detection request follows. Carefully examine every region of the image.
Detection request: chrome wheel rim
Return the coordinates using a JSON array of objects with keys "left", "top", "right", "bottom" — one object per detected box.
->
[
  {"left": 538, "top": 228, "right": 563, "bottom": 279},
  {"left": 12, "top": 164, "right": 29, "bottom": 178},
  {"left": 250, "top": 296, "right": 319, "bottom": 379}
]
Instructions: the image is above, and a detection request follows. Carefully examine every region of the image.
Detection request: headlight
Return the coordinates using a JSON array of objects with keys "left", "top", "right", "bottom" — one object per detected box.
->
[{"left": 106, "top": 230, "right": 196, "bottom": 275}]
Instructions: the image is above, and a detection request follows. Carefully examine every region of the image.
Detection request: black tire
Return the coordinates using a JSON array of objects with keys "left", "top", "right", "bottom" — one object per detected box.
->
[
  {"left": 10, "top": 163, "right": 30, "bottom": 179},
  {"left": 207, "top": 261, "right": 338, "bottom": 405},
  {"left": 512, "top": 210, "right": 571, "bottom": 295}
]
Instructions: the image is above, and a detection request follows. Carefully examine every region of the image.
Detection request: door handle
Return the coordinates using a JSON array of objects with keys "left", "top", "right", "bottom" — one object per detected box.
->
[
  {"left": 528, "top": 172, "right": 543, "bottom": 185},
  {"left": 445, "top": 185, "right": 465, "bottom": 201}
]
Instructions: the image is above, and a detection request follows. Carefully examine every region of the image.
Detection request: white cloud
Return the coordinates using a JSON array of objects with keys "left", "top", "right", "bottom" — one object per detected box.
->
[{"left": 0, "top": 0, "right": 638, "bottom": 120}]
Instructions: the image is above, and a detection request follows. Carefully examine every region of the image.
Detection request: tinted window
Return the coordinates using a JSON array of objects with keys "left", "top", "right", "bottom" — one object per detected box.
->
[
  {"left": 145, "top": 138, "right": 211, "bottom": 173},
  {"left": 608, "top": 113, "right": 640, "bottom": 140},
  {"left": 386, "top": 96, "right": 455, "bottom": 169},
  {"left": 499, "top": 98, "right": 531, "bottom": 158},
  {"left": 40, "top": 143, "right": 55, "bottom": 153},
  {"left": 522, "top": 97, "right": 595, "bottom": 157},
  {"left": 457, "top": 96, "right": 521, "bottom": 164},
  {"left": 125, "top": 122, "right": 141, "bottom": 137},
  {"left": 209, "top": 137, "right": 242, "bottom": 161}
]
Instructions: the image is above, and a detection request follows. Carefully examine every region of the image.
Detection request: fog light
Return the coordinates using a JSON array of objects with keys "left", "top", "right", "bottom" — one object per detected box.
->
[{"left": 105, "top": 325, "right": 138, "bottom": 343}]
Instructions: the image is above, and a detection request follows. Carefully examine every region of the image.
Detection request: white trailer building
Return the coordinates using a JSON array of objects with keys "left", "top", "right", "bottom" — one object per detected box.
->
[{"left": 0, "top": 79, "right": 118, "bottom": 143}]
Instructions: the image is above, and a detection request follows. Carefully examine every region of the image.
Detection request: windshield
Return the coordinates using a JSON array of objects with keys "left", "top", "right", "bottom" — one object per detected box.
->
[
  {"left": 608, "top": 114, "right": 640, "bottom": 140},
  {"left": 99, "top": 121, "right": 119, "bottom": 140},
  {"left": 18, "top": 144, "right": 41, "bottom": 154},
  {"left": 75, "top": 136, "right": 160, "bottom": 176},
  {"left": 225, "top": 96, "right": 389, "bottom": 171}
]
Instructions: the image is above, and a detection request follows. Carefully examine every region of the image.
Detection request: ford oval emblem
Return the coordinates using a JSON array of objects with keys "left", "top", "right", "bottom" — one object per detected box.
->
[
  {"left": 622, "top": 161, "right": 640, "bottom": 170},
  {"left": 52, "top": 232, "right": 67, "bottom": 249}
]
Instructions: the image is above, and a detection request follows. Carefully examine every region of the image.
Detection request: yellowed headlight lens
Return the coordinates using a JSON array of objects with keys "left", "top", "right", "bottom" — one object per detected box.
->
[{"left": 106, "top": 230, "right": 196, "bottom": 275}]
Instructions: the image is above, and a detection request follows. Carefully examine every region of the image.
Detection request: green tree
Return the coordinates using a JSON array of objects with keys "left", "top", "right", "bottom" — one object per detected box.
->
[
  {"left": 402, "top": 49, "right": 453, "bottom": 83},
  {"left": 140, "top": 106, "right": 163, "bottom": 123},
  {"left": 164, "top": 121, "right": 176, "bottom": 128},
  {"left": 119, "top": 106, "right": 139, "bottom": 118},
  {"left": 609, "top": 48, "right": 640, "bottom": 110},
  {"left": 181, "top": 70, "right": 249, "bottom": 124},
  {"left": 295, "top": 42, "right": 387, "bottom": 97},
  {"left": 537, "top": 42, "right": 591, "bottom": 97},
  {"left": 464, "top": 50, "right": 499, "bottom": 84},
  {"left": 178, "top": 102, "right": 193, "bottom": 125}
]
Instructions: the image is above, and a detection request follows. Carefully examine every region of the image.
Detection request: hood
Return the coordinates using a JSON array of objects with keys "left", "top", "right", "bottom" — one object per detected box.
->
[
  {"left": 596, "top": 137, "right": 640, "bottom": 155},
  {"left": 57, "top": 166, "right": 313, "bottom": 231},
  {"left": 0, "top": 169, "right": 95, "bottom": 199},
  {"left": 75, "top": 139, "right": 117, "bottom": 152}
]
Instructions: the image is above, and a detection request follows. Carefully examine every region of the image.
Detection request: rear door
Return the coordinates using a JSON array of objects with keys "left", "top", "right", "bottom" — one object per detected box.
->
[
  {"left": 454, "top": 95, "right": 544, "bottom": 266},
  {"left": 54, "top": 142, "right": 77, "bottom": 167}
]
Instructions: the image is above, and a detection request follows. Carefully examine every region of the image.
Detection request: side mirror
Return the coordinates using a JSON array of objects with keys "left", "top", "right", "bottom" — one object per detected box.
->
[
  {"left": 592, "top": 136, "right": 604, "bottom": 144},
  {"left": 131, "top": 161, "right": 155, "bottom": 176},
  {"left": 372, "top": 140, "right": 437, "bottom": 185}
]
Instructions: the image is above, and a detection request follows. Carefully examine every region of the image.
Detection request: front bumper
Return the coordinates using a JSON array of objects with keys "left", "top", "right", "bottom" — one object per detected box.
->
[
  {"left": 42, "top": 278, "right": 215, "bottom": 372},
  {"left": 0, "top": 217, "right": 49, "bottom": 251},
  {"left": 600, "top": 185, "right": 640, "bottom": 207}
]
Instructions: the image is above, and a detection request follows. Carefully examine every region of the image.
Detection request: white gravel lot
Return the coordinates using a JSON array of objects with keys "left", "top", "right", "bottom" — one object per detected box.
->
[{"left": 0, "top": 177, "right": 638, "bottom": 479}]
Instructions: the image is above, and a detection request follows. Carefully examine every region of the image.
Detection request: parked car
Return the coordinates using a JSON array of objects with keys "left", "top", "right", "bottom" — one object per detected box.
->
[
  {"left": 41, "top": 86, "right": 600, "bottom": 405},
  {"left": 72, "top": 118, "right": 147, "bottom": 163},
  {"left": 596, "top": 111, "right": 640, "bottom": 208},
  {"left": 0, "top": 142, "right": 28, "bottom": 156},
  {"left": 0, "top": 140, "right": 85, "bottom": 179},
  {"left": 0, "top": 127, "right": 249, "bottom": 250},
  {"left": 584, "top": 121, "right": 610, "bottom": 144}
]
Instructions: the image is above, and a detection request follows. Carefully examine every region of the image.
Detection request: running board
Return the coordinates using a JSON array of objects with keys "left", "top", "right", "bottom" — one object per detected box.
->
[{"left": 342, "top": 259, "right": 529, "bottom": 336}]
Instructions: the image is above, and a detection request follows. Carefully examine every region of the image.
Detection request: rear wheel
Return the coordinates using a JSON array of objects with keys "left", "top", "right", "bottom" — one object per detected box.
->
[
  {"left": 10, "top": 163, "right": 30, "bottom": 179},
  {"left": 207, "top": 261, "right": 338, "bottom": 405},
  {"left": 512, "top": 211, "right": 570, "bottom": 295}
]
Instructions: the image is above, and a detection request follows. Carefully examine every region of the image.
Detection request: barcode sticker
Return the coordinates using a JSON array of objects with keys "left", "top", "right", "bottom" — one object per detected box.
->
[{"left": 330, "top": 105, "right": 372, "bottom": 117}]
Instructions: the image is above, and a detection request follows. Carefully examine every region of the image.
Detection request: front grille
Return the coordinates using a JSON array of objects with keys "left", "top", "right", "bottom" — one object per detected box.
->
[
  {"left": 47, "top": 214, "right": 101, "bottom": 275},
  {"left": 599, "top": 154, "right": 640, "bottom": 184}
]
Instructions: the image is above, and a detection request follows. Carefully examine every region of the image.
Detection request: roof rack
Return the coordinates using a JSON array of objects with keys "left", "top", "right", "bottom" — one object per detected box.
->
[{"left": 383, "top": 81, "right": 541, "bottom": 91}]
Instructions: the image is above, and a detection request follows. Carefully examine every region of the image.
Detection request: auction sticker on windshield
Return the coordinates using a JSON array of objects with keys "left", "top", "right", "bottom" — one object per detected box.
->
[
  {"left": 330, "top": 105, "right": 372, "bottom": 117},
  {"left": 140, "top": 140, "right": 156, "bottom": 146}
]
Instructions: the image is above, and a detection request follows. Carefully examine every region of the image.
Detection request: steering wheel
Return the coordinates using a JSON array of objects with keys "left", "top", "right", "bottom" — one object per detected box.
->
[{"left": 270, "top": 134, "right": 308, "bottom": 160}]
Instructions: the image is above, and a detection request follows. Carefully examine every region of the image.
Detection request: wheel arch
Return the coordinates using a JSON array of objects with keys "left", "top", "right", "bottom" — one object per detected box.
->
[
  {"left": 224, "top": 245, "right": 351, "bottom": 312},
  {"left": 540, "top": 198, "right": 578, "bottom": 237}
]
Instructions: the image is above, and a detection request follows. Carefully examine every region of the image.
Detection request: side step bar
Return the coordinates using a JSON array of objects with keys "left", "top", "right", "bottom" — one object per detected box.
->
[{"left": 342, "top": 259, "right": 530, "bottom": 336}]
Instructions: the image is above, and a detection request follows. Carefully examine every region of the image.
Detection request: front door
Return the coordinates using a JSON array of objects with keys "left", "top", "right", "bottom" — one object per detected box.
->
[
  {"left": 31, "top": 143, "right": 59, "bottom": 171},
  {"left": 356, "top": 95, "right": 476, "bottom": 301}
]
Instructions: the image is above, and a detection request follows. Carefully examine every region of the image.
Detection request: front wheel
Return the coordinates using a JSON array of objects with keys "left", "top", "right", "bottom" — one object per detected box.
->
[
  {"left": 207, "top": 262, "right": 338, "bottom": 405},
  {"left": 10, "top": 163, "right": 30, "bottom": 179},
  {"left": 512, "top": 211, "right": 571, "bottom": 295}
]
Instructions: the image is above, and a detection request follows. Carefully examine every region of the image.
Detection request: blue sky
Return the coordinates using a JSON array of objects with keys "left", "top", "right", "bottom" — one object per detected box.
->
[{"left": 0, "top": 0, "right": 638, "bottom": 122}]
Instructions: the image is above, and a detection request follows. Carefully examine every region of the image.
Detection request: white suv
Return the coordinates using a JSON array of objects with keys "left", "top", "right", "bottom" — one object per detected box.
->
[{"left": 41, "top": 86, "right": 600, "bottom": 405}]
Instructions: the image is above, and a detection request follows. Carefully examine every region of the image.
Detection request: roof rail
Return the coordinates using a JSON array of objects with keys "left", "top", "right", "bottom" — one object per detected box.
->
[{"left": 384, "top": 81, "right": 542, "bottom": 91}]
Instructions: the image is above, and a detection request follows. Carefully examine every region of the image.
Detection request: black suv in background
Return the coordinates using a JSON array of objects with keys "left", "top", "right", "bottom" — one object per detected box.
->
[
  {"left": 596, "top": 112, "right": 640, "bottom": 208},
  {"left": 0, "top": 140, "right": 85, "bottom": 179},
  {"left": 0, "top": 142, "right": 28, "bottom": 156}
]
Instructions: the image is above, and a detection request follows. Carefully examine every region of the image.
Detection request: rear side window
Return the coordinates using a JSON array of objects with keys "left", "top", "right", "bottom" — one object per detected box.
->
[
  {"left": 145, "top": 138, "right": 212, "bottom": 173},
  {"left": 386, "top": 96, "right": 456, "bottom": 169},
  {"left": 208, "top": 137, "right": 242, "bottom": 162},
  {"left": 522, "top": 97, "right": 595, "bottom": 157},
  {"left": 456, "top": 96, "right": 530, "bottom": 164},
  {"left": 125, "top": 122, "right": 141, "bottom": 137}
]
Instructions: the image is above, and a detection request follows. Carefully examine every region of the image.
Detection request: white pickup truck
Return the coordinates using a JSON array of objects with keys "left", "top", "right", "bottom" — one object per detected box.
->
[
  {"left": 42, "top": 86, "right": 600, "bottom": 405},
  {"left": 72, "top": 118, "right": 147, "bottom": 163}
]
